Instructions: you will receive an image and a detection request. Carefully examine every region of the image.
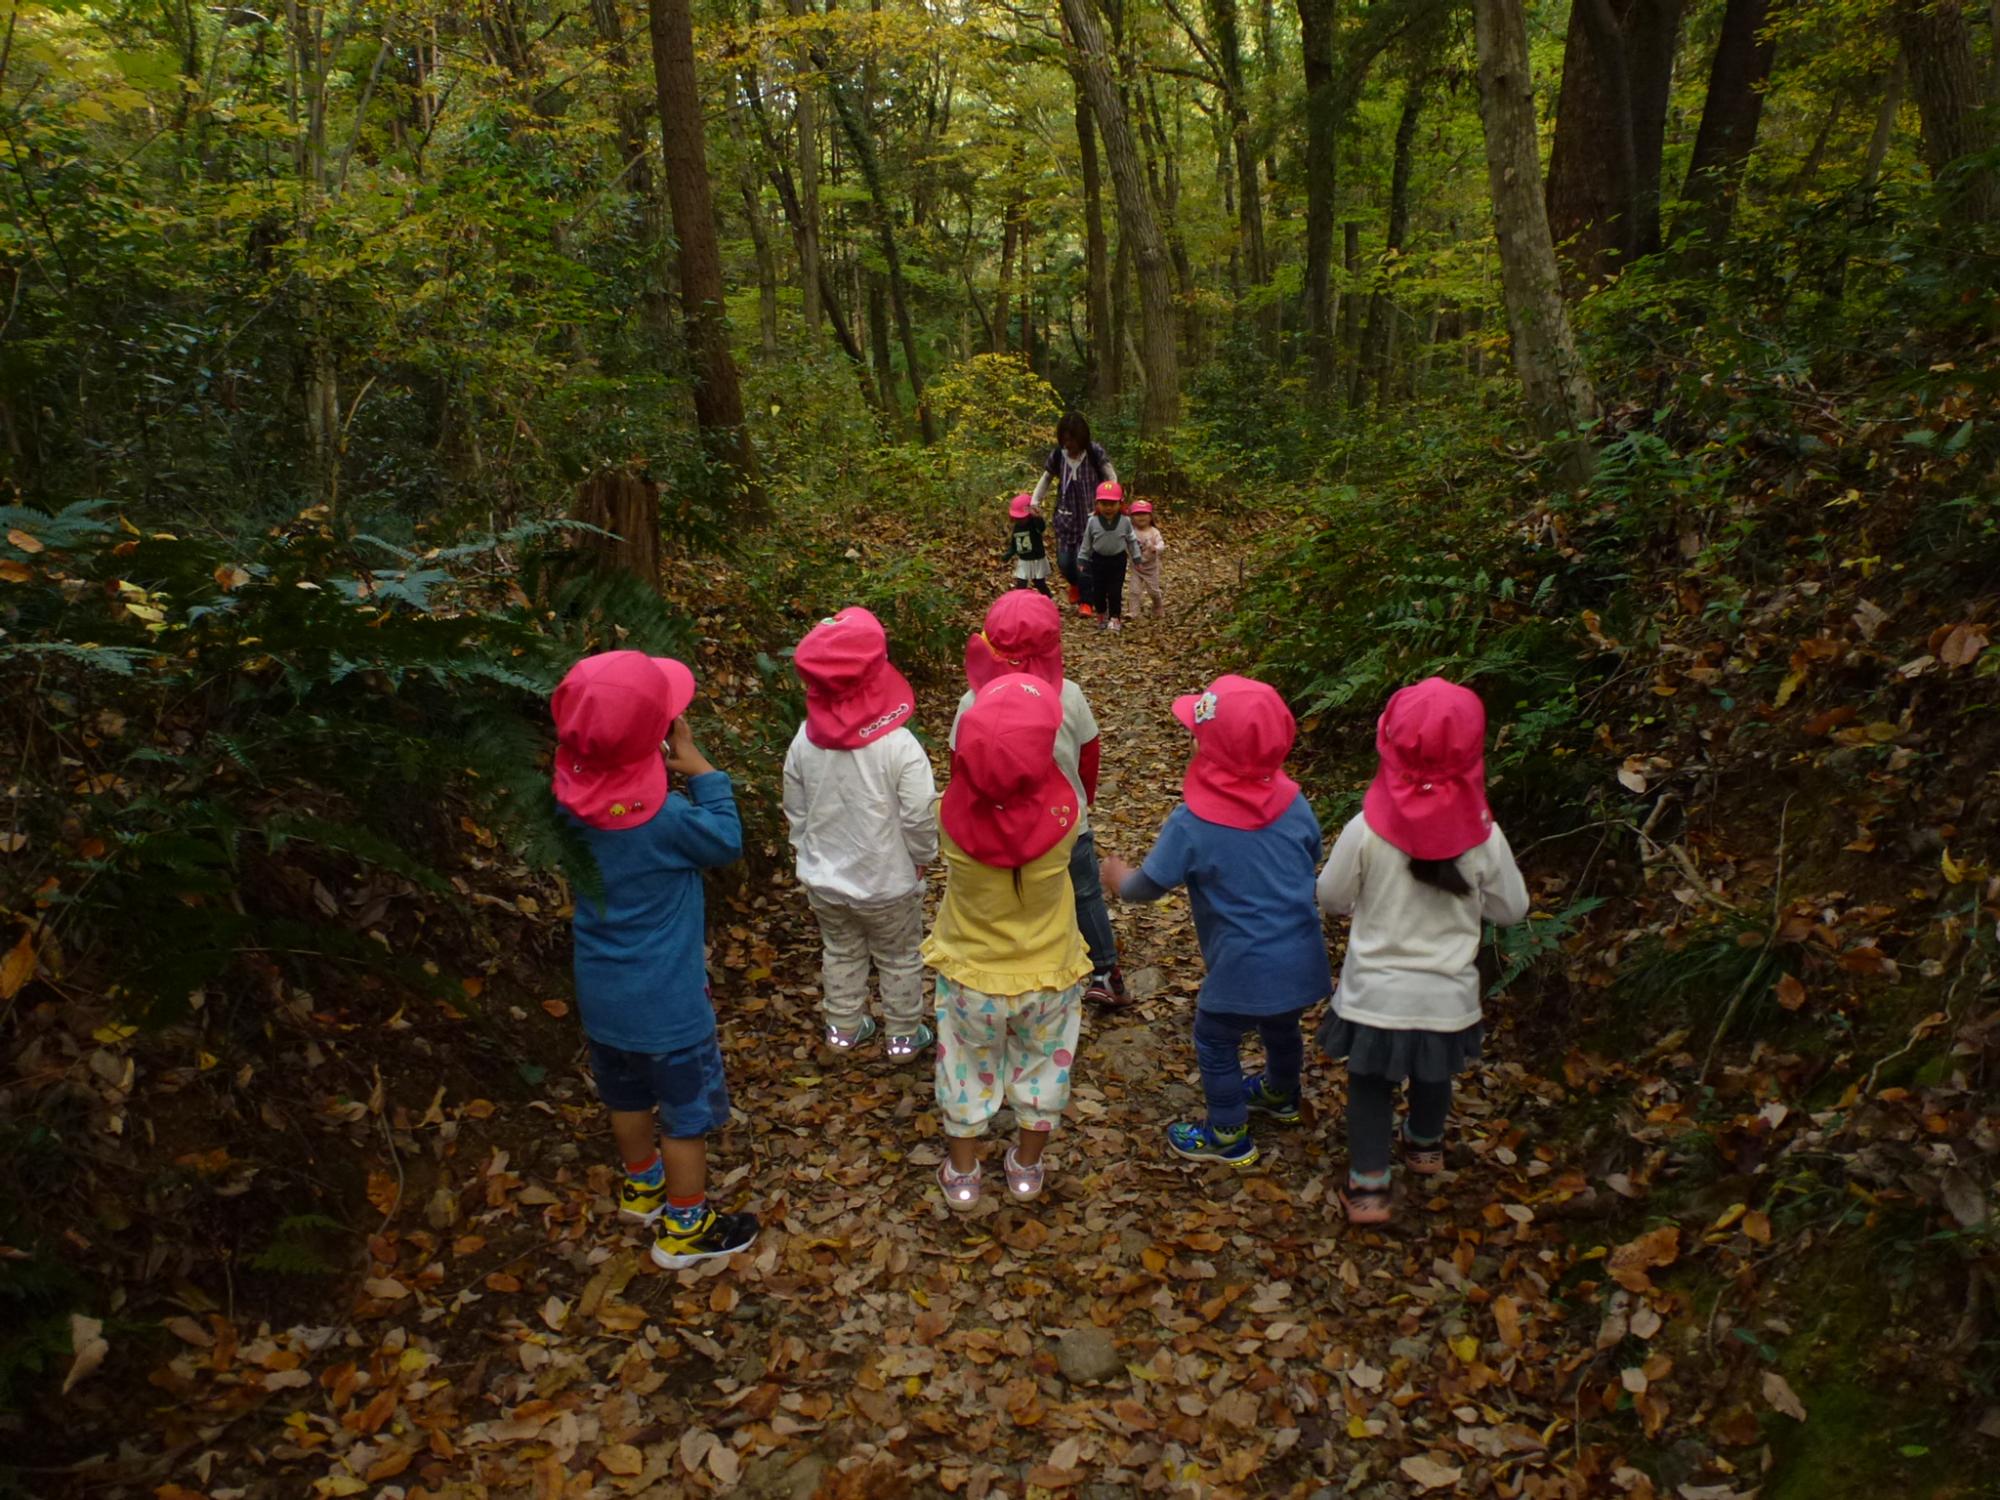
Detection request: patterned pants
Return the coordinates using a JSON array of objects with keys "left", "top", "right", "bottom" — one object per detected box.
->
[
  {"left": 808, "top": 891, "right": 926, "bottom": 1034},
  {"left": 934, "top": 977, "right": 1083, "bottom": 1137}
]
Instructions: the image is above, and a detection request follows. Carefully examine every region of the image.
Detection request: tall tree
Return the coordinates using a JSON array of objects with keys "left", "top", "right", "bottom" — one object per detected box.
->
[
  {"left": 785, "top": 0, "right": 825, "bottom": 335},
  {"left": 1200, "top": 0, "right": 1273, "bottom": 347},
  {"left": 811, "top": 32, "right": 939, "bottom": 443},
  {"left": 1075, "top": 76, "right": 1117, "bottom": 403},
  {"left": 1676, "top": 0, "right": 1778, "bottom": 247},
  {"left": 1891, "top": 0, "right": 1999, "bottom": 225},
  {"left": 1544, "top": 0, "right": 1684, "bottom": 286},
  {"left": 1358, "top": 68, "right": 1427, "bottom": 409},
  {"left": 1061, "top": 0, "right": 1182, "bottom": 458},
  {"left": 647, "top": 0, "right": 765, "bottom": 508},
  {"left": 1472, "top": 0, "right": 1600, "bottom": 477},
  {"left": 1297, "top": 0, "right": 1339, "bottom": 390}
]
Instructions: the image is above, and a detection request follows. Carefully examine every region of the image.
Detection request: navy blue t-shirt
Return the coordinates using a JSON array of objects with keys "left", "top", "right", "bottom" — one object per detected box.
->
[
  {"left": 1131, "top": 795, "right": 1332, "bottom": 1016},
  {"left": 568, "top": 771, "right": 743, "bottom": 1053}
]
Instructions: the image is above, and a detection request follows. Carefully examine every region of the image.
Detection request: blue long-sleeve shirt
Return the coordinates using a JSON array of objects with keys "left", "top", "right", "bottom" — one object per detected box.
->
[
  {"left": 1120, "top": 797, "right": 1333, "bottom": 1016},
  {"left": 568, "top": 770, "right": 743, "bottom": 1052}
]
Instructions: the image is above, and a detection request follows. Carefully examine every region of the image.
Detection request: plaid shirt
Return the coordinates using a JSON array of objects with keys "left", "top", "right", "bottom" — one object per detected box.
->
[{"left": 1047, "top": 443, "right": 1108, "bottom": 550}]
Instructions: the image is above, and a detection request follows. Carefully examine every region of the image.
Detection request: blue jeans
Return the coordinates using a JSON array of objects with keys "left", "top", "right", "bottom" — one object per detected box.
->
[
  {"left": 587, "top": 1034, "right": 731, "bottom": 1138},
  {"left": 1195, "top": 1008, "right": 1306, "bottom": 1130},
  {"left": 1068, "top": 829, "right": 1118, "bottom": 975}
]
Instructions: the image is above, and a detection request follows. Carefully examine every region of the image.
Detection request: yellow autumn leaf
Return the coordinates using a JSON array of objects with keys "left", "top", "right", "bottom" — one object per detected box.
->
[
  {"left": 1941, "top": 849, "right": 1966, "bottom": 885},
  {"left": 93, "top": 1022, "right": 139, "bottom": 1044},
  {"left": 1450, "top": 1334, "right": 1479, "bottom": 1364},
  {"left": 1346, "top": 1413, "right": 1375, "bottom": 1439}
]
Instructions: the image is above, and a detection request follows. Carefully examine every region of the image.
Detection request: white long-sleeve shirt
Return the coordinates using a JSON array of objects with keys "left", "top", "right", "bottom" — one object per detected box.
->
[
  {"left": 1317, "top": 816, "right": 1529, "bottom": 1032},
  {"left": 783, "top": 725, "right": 938, "bottom": 907}
]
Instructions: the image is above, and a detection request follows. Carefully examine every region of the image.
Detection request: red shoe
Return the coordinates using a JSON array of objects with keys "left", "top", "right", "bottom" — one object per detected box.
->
[
  {"left": 1078, "top": 604, "right": 1095, "bottom": 618},
  {"left": 1067, "top": 583, "right": 1082, "bottom": 605}
]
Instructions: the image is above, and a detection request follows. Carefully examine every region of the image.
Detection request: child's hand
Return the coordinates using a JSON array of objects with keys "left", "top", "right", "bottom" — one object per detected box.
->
[
  {"left": 663, "top": 717, "right": 717, "bottom": 778},
  {"left": 1099, "top": 854, "right": 1136, "bottom": 897}
]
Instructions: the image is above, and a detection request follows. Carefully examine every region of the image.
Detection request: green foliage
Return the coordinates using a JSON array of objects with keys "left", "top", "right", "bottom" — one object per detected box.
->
[
  {"left": 927, "top": 355, "right": 1063, "bottom": 514},
  {"left": 248, "top": 1214, "right": 350, "bottom": 1277},
  {"left": 0, "top": 504, "right": 692, "bottom": 1020}
]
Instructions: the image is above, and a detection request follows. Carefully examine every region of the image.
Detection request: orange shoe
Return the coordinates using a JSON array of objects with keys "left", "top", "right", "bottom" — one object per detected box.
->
[{"left": 1078, "top": 603, "right": 1095, "bottom": 617}]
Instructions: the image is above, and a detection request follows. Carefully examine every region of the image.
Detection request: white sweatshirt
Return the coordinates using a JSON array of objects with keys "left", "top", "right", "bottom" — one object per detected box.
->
[
  {"left": 1317, "top": 816, "right": 1529, "bottom": 1033},
  {"left": 783, "top": 724, "right": 939, "bottom": 908}
]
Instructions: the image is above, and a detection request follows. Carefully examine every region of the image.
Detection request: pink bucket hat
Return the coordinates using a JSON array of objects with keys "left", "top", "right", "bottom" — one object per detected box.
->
[
  {"left": 1362, "top": 677, "right": 1493, "bottom": 860},
  {"left": 940, "top": 674, "right": 1079, "bottom": 868},
  {"left": 551, "top": 651, "right": 697, "bottom": 830},
  {"left": 1095, "top": 481, "right": 1124, "bottom": 504},
  {"left": 1170, "top": 674, "right": 1301, "bottom": 830},
  {"left": 793, "top": 607, "right": 915, "bottom": 750},
  {"left": 964, "top": 590, "right": 1064, "bottom": 691},
  {"left": 1008, "top": 492, "right": 1035, "bottom": 520},
  {"left": 1128, "top": 500, "right": 1154, "bottom": 516}
]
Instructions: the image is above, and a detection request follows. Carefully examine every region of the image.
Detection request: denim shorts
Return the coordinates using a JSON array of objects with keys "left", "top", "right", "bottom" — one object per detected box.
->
[{"left": 586, "top": 1034, "right": 731, "bottom": 1138}]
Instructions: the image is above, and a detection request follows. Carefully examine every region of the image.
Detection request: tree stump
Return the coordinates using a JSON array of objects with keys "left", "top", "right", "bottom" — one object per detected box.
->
[{"left": 571, "top": 467, "right": 663, "bottom": 595}]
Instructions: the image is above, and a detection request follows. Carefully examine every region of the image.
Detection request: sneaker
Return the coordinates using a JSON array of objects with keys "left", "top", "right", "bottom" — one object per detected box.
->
[
  {"left": 825, "top": 1015, "right": 877, "bottom": 1052},
  {"left": 1003, "top": 1145, "right": 1046, "bottom": 1202},
  {"left": 1244, "top": 1073, "right": 1303, "bottom": 1125},
  {"left": 1402, "top": 1130, "right": 1446, "bottom": 1176},
  {"left": 618, "top": 1175, "right": 667, "bottom": 1224},
  {"left": 1166, "top": 1121, "right": 1259, "bottom": 1168},
  {"left": 938, "top": 1159, "right": 983, "bottom": 1213},
  {"left": 1108, "top": 965, "right": 1128, "bottom": 1002},
  {"left": 1107, "top": 618, "right": 1122, "bottom": 632},
  {"left": 885, "top": 1021, "right": 934, "bottom": 1061},
  {"left": 1078, "top": 602, "right": 1095, "bottom": 617},
  {"left": 1084, "top": 971, "right": 1116, "bottom": 1006},
  {"left": 1341, "top": 1184, "right": 1393, "bottom": 1225},
  {"left": 650, "top": 1207, "right": 760, "bottom": 1269}
]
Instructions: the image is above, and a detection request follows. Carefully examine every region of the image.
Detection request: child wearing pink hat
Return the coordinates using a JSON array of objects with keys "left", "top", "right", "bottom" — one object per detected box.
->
[
  {"left": 1101, "top": 675, "right": 1333, "bottom": 1168},
  {"left": 957, "top": 591, "right": 1130, "bottom": 1009},
  {"left": 1081, "top": 482, "right": 1139, "bottom": 631},
  {"left": 551, "top": 651, "right": 758, "bottom": 1268},
  {"left": 1317, "top": 677, "right": 1529, "bottom": 1225},
  {"left": 923, "top": 675, "right": 1092, "bottom": 1209},
  {"left": 1005, "top": 493, "right": 1052, "bottom": 597},
  {"left": 1129, "top": 501, "right": 1166, "bottom": 618},
  {"left": 784, "top": 608, "right": 937, "bottom": 1059}
]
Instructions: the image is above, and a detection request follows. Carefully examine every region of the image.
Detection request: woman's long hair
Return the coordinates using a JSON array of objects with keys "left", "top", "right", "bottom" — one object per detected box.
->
[{"left": 1056, "top": 411, "right": 1092, "bottom": 450}]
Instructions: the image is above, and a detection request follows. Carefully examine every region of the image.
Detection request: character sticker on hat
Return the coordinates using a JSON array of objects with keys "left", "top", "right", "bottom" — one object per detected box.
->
[{"left": 1192, "top": 690, "right": 1218, "bottom": 725}]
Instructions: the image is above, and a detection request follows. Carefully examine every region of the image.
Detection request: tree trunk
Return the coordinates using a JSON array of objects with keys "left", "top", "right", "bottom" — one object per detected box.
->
[
  {"left": 592, "top": 0, "right": 674, "bottom": 344},
  {"left": 1359, "top": 73, "right": 1425, "bottom": 410},
  {"left": 1139, "top": 77, "right": 1201, "bottom": 362},
  {"left": 867, "top": 274, "right": 902, "bottom": 426},
  {"left": 814, "top": 38, "right": 938, "bottom": 442},
  {"left": 573, "top": 467, "right": 663, "bottom": 593},
  {"left": 1677, "top": 0, "right": 1776, "bottom": 248},
  {"left": 1111, "top": 227, "right": 1131, "bottom": 398},
  {"left": 1077, "top": 76, "right": 1115, "bottom": 405},
  {"left": 1473, "top": 0, "right": 1600, "bottom": 477},
  {"left": 1340, "top": 220, "right": 1362, "bottom": 367},
  {"left": 1297, "top": 0, "right": 1339, "bottom": 390},
  {"left": 1892, "top": 0, "right": 1998, "bottom": 225},
  {"left": 1545, "top": 0, "right": 1683, "bottom": 286},
  {"left": 1207, "top": 0, "right": 1271, "bottom": 347},
  {"left": 1062, "top": 0, "right": 1182, "bottom": 462},
  {"left": 1859, "top": 51, "right": 1906, "bottom": 196},
  {"left": 647, "top": 0, "right": 765, "bottom": 509},
  {"left": 784, "top": 0, "right": 823, "bottom": 335},
  {"left": 995, "top": 200, "right": 1017, "bottom": 354},
  {"left": 724, "top": 102, "right": 781, "bottom": 360}
]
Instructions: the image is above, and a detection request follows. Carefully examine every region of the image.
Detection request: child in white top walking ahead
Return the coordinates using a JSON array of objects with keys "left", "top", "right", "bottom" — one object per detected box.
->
[
  {"left": 1317, "top": 677, "right": 1529, "bottom": 1225},
  {"left": 784, "top": 609, "right": 938, "bottom": 1059},
  {"left": 1129, "top": 501, "right": 1165, "bottom": 617}
]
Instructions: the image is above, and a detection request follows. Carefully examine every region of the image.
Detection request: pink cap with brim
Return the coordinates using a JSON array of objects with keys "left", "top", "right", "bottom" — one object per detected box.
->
[
  {"left": 1009, "top": 492, "right": 1036, "bottom": 520},
  {"left": 940, "top": 674, "right": 1078, "bottom": 868},
  {"left": 1361, "top": 677, "right": 1493, "bottom": 860},
  {"left": 1095, "top": 481, "right": 1124, "bottom": 503},
  {"left": 964, "top": 590, "right": 1064, "bottom": 691},
  {"left": 552, "top": 651, "right": 697, "bottom": 830},
  {"left": 1171, "top": 674, "right": 1301, "bottom": 830},
  {"left": 1128, "top": 501, "right": 1154, "bottom": 515},
  {"left": 793, "top": 607, "right": 916, "bottom": 750}
]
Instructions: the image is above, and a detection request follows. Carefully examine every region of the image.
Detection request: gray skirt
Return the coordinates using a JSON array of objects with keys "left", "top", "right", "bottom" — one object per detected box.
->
[{"left": 1317, "top": 1013, "right": 1484, "bottom": 1084}]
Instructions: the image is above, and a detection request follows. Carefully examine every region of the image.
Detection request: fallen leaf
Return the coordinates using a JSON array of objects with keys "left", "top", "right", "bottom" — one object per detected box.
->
[
  {"left": 1774, "top": 973, "right": 1806, "bottom": 1011},
  {"left": 0, "top": 932, "right": 38, "bottom": 1001},
  {"left": 1937, "top": 622, "right": 1990, "bottom": 669},
  {"left": 1400, "top": 1454, "right": 1463, "bottom": 1492},
  {"left": 1761, "top": 1370, "right": 1807, "bottom": 1422},
  {"left": 7, "top": 528, "right": 45, "bottom": 554},
  {"left": 64, "top": 1314, "right": 108, "bottom": 1394},
  {"left": 1609, "top": 1225, "right": 1681, "bottom": 1293}
]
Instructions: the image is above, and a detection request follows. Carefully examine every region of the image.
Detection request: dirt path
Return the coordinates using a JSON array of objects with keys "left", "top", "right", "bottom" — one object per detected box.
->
[{"left": 138, "top": 537, "right": 1602, "bottom": 1500}]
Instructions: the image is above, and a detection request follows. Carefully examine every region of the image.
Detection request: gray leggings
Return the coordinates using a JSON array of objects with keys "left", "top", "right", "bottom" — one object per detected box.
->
[{"left": 1346, "top": 1073, "right": 1452, "bottom": 1177}]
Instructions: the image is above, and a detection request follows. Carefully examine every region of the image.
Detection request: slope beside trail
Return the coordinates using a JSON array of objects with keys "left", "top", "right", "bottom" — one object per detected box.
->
[{"left": 127, "top": 535, "right": 1612, "bottom": 1500}]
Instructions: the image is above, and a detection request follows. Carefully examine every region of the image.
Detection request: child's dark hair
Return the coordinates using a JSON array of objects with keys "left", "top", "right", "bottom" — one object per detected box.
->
[
  {"left": 1409, "top": 856, "right": 1472, "bottom": 896},
  {"left": 1056, "top": 411, "right": 1092, "bottom": 449}
]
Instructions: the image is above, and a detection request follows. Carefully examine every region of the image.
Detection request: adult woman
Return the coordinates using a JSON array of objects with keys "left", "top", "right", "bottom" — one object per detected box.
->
[{"left": 1029, "top": 413, "right": 1117, "bottom": 613}]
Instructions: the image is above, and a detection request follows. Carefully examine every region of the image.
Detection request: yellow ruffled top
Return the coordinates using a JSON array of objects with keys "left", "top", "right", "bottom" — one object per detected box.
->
[{"left": 921, "top": 823, "right": 1091, "bottom": 996}]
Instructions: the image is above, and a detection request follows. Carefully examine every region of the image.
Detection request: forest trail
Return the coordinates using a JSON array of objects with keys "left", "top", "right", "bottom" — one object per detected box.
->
[{"left": 125, "top": 535, "right": 1610, "bottom": 1500}]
